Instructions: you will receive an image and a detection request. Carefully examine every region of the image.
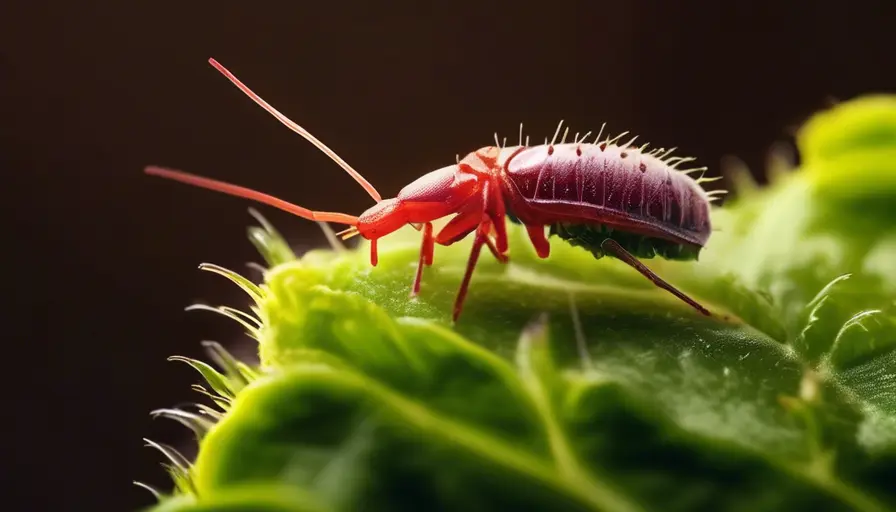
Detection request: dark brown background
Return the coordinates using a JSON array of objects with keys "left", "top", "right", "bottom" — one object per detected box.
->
[{"left": 4, "top": 1, "right": 894, "bottom": 510}]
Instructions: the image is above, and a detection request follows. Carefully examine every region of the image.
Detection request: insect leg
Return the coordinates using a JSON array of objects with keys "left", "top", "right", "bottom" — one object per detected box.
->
[
  {"left": 486, "top": 183, "right": 510, "bottom": 253},
  {"left": 370, "top": 238, "right": 378, "bottom": 266},
  {"left": 437, "top": 213, "right": 506, "bottom": 263},
  {"left": 423, "top": 224, "right": 435, "bottom": 265},
  {"left": 434, "top": 200, "right": 484, "bottom": 246},
  {"left": 483, "top": 235, "right": 508, "bottom": 263},
  {"left": 525, "top": 224, "right": 551, "bottom": 258},
  {"left": 410, "top": 222, "right": 434, "bottom": 296},
  {"left": 600, "top": 239, "right": 710, "bottom": 316},
  {"left": 453, "top": 217, "right": 492, "bottom": 322},
  {"left": 436, "top": 183, "right": 511, "bottom": 321}
]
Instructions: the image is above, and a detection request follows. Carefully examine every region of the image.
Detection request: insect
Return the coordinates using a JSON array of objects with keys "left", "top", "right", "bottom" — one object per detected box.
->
[{"left": 147, "top": 58, "right": 723, "bottom": 322}]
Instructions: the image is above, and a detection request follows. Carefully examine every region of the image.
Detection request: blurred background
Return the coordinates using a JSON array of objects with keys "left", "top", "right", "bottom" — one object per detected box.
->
[{"left": 4, "top": 1, "right": 894, "bottom": 510}]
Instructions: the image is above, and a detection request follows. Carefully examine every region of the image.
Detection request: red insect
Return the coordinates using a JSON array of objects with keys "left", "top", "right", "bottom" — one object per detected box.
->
[{"left": 147, "top": 58, "right": 721, "bottom": 322}]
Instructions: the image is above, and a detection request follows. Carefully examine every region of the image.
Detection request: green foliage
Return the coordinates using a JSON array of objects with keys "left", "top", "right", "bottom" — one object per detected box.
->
[{"left": 141, "top": 96, "right": 896, "bottom": 511}]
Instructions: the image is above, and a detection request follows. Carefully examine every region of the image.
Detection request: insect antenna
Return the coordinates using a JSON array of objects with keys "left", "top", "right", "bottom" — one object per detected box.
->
[
  {"left": 207, "top": 58, "right": 382, "bottom": 203},
  {"left": 145, "top": 166, "right": 360, "bottom": 226}
]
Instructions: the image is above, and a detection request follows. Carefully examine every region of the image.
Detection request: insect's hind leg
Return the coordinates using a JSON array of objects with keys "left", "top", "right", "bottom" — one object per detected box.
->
[
  {"left": 525, "top": 224, "right": 550, "bottom": 258},
  {"left": 600, "top": 239, "right": 711, "bottom": 316}
]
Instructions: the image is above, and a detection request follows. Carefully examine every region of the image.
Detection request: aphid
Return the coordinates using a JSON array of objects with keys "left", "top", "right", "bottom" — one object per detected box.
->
[{"left": 147, "top": 58, "right": 717, "bottom": 322}]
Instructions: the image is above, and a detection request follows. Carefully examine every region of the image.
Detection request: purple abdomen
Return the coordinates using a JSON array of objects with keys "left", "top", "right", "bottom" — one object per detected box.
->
[{"left": 501, "top": 143, "right": 712, "bottom": 246}]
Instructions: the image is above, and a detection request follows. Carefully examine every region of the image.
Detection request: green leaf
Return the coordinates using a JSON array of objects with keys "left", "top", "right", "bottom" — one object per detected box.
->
[
  {"left": 247, "top": 207, "right": 297, "bottom": 268},
  {"left": 168, "top": 356, "right": 235, "bottom": 401},
  {"left": 151, "top": 408, "right": 216, "bottom": 440},
  {"left": 146, "top": 95, "right": 896, "bottom": 511},
  {"left": 146, "top": 485, "right": 326, "bottom": 512}
]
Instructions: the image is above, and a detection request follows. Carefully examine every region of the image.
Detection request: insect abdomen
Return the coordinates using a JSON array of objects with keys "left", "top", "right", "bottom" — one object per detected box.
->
[
  {"left": 550, "top": 222, "right": 701, "bottom": 261},
  {"left": 503, "top": 143, "right": 711, "bottom": 246}
]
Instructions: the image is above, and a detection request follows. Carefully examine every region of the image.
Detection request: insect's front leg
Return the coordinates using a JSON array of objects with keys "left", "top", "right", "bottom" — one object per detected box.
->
[
  {"left": 370, "top": 238, "right": 378, "bottom": 266},
  {"left": 434, "top": 200, "right": 483, "bottom": 246}
]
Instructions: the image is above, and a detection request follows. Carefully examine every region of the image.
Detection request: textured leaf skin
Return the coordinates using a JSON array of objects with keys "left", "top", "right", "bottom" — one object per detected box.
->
[{"left": 145, "top": 96, "right": 896, "bottom": 512}]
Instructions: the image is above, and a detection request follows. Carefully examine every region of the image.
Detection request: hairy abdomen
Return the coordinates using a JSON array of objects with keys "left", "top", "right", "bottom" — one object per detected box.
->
[{"left": 501, "top": 143, "right": 711, "bottom": 253}]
